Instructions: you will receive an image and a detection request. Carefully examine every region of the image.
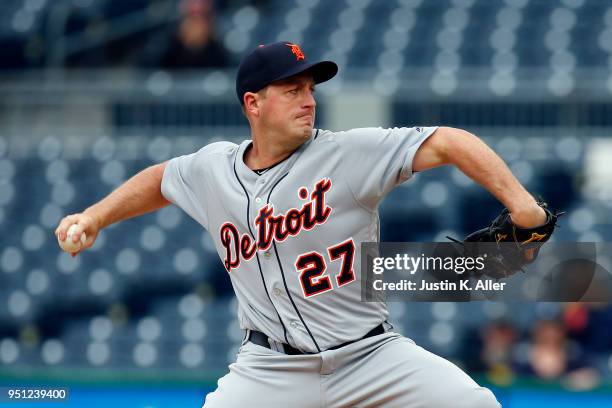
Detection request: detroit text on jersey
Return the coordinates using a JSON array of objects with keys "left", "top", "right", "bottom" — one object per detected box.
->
[{"left": 220, "top": 178, "right": 333, "bottom": 272}]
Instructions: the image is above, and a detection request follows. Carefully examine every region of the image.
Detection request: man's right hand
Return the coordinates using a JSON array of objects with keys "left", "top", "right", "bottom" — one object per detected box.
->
[
  {"left": 55, "top": 212, "right": 101, "bottom": 256},
  {"left": 53, "top": 163, "right": 170, "bottom": 256}
]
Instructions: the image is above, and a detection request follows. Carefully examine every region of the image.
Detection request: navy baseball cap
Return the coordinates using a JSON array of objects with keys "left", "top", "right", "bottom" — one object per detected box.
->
[{"left": 236, "top": 41, "right": 338, "bottom": 105}]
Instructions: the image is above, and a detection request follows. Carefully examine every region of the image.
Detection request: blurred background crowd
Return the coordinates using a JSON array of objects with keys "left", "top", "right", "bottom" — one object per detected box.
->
[{"left": 1, "top": 0, "right": 612, "bottom": 406}]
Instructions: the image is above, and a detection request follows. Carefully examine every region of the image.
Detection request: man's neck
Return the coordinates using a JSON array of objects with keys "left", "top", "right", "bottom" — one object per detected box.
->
[{"left": 244, "top": 131, "right": 308, "bottom": 170}]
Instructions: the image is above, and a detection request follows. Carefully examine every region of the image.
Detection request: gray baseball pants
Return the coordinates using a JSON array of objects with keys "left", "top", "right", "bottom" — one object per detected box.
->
[{"left": 203, "top": 331, "right": 501, "bottom": 408}]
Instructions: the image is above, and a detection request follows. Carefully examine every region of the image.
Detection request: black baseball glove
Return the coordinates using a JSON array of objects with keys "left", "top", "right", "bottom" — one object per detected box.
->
[{"left": 450, "top": 202, "right": 562, "bottom": 279}]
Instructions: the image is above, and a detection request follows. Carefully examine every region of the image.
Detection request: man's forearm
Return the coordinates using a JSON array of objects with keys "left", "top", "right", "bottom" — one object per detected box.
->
[
  {"left": 445, "top": 130, "right": 534, "bottom": 210},
  {"left": 418, "top": 127, "right": 546, "bottom": 227},
  {"left": 84, "top": 162, "right": 171, "bottom": 229}
]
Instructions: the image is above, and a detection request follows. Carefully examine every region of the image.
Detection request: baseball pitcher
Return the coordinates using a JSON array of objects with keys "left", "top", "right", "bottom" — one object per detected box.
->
[{"left": 56, "top": 42, "right": 558, "bottom": 407}]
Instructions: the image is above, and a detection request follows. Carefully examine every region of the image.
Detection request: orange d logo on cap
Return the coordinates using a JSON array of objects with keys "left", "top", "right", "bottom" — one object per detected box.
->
[{"left": 286, "top": 43, "right": 305, "bottom": 61}]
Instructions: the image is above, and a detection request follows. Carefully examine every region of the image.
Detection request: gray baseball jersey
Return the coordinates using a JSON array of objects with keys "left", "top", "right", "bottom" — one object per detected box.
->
[{"left": 161, "top": 126, "right": 437, "bottom": 353}]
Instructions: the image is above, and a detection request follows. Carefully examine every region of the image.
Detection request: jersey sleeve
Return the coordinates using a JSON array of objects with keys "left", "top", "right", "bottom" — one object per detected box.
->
[
  {"left": 334, "top": 126, "right": 438, "bottom": 210},
  {"left": 161, "top": 146, "right": 211, "bottom": 230}
]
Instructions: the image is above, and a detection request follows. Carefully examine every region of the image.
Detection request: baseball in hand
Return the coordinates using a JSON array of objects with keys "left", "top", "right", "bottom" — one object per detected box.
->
[{"left": 58, "top": 224, "right": 86, "bottom": 253}]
